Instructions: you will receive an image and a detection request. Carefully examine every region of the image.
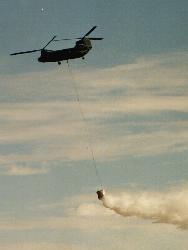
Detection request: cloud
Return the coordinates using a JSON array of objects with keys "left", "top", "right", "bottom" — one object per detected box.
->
[
  {"left": 0, "top": 214, "right": 127, "bottom": 232},
  {"left": 75, "top": 202, "right": 114, "bottom": 217},
  {"left": 0, "top": 189, "right": 188, "bottom": 250},
  {"left": 0, "top": 192, "right": 139, "bottom": 232},
  {"left": 3, "top": 165, "right": 48, "bottom": 176},
  {"left": 76, "top": 52, "right": 188, "bottom": 97},
  {"left": 2, "top": 52, "right": 188, "bottom": 102},
  {"left": 0, "top": 52, "right": 188, "bottom": 175},
  {"left": 0, "top": 243, "right": 84, "bottom": 250},
  {"left": 1, "top": 110, "right": 188, "bottom": 176}
]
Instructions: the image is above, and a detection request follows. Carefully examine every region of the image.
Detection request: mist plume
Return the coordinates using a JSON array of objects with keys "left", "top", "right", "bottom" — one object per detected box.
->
[{"left": 100, "top": 187, "right": 188, "bottom": 229}]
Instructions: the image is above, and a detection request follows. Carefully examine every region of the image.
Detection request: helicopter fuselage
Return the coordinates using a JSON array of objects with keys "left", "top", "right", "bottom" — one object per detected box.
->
[
  {"left": 38, "top": 38, "right": 92, "bottom": 63},
  {"left": 10, "top": 26, "right": 103, "bottom": 64}
]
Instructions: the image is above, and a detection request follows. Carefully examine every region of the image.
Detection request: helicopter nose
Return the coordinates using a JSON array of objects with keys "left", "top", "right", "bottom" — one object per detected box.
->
[{"left": 38, "top": 57, "right": 45, "bottom": 63}]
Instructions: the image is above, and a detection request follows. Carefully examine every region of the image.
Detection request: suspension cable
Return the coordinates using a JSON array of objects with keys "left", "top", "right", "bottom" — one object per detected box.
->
[{"left": 67, "top": 61, "right": 103, "bottom": 188}]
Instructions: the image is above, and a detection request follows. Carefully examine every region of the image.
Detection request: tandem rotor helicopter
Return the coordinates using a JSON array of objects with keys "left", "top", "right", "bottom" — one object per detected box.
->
[{"left": 10, "top": 26, "right": 103, "bottom": 65}]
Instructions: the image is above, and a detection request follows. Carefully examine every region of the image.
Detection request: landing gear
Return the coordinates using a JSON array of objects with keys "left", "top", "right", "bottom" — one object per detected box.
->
[{"left": 58, "top": 61, "right": 61, "bottom": 65}]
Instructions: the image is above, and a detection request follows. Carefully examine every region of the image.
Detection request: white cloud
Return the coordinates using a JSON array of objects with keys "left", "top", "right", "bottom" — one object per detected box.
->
[
  {"left": 3, "top": 165, "right": 48, "bottom": 176},
  {"left": 2, "top": 52, "right": 188, "bottom": 101},
  {"left": 0, "top": 52, "right": 188, "bottom": 175},
  {"left": 0, "top": 189, "right": 188, "bottom": 250},
  {"left": 75, "top": 202, "right": 114, "bottom": 217},
  {"left": 0, "top": 243, "right": 83, "bottom": 250}
]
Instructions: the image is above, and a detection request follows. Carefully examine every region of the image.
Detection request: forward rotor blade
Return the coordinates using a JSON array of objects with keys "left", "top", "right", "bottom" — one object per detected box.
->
[
  {"left": 43, "top": 35, "right": 57, "bottom": 49},
  {"left": 83, "top": 26, "right": 97, "bottom": 38},
  {"left": 10, "top": 49, "right": 41, "bottom": 56}
]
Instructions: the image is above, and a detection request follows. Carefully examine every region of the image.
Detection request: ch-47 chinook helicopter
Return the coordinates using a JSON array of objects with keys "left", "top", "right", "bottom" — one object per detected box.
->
[{"left": 10, "top": 26, "right": 103, "bottom": 65}]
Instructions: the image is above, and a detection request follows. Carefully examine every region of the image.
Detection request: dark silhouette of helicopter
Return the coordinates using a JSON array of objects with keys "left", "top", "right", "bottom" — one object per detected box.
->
[{"left": 10, "top": 26, "right": 103, "bottom": 65}]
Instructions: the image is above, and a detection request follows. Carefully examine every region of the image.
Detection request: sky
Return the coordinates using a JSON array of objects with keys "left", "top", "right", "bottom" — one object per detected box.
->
[{"left": 0, "top": 0, "right": 188, "bottom": 249}]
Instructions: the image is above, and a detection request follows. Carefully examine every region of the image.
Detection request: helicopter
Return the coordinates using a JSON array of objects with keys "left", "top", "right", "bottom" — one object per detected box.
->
[{"left": 10, "top": 26, "right": 103, "bottom": 65}]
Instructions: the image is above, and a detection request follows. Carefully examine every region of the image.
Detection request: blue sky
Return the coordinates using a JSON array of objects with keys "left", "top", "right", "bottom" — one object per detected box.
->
[
  {"left": 1, "top": 0, "right": 188, "bottom": 72},
  {"left": 0, "top": 1, "right": 188, "bottom": 249}
]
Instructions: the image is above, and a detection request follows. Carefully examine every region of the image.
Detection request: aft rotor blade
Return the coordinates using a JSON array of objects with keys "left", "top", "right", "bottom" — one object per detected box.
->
[
  {"left": 54, "top": 38, "right": 72, "bottom": 41},
  {"left": 88, "top": 37, "right": 103, "bottom": 40},
  {"left": 43, "top": 35, "right": 57, "bottom": 49},
  {"left": 83, "top": 26, "right": 97, "bottom": 38},
  {"left": 10, "top": 49, "right": 41, "bottom": 56},
  {"left": 54, "top": 27, "right": 100, "bottom": 42},
  {"left": 80, "top": 37, "right": 103, "bottom": 40},
  {"left": 55, "top": 36, "right": 103, "bottom": 41}
]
